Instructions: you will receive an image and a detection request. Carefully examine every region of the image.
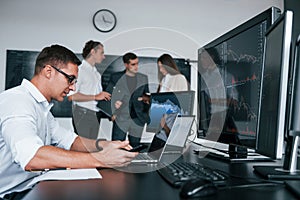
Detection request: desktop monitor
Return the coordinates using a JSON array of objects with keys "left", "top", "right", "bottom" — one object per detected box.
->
[
  {"left": 255, "top": 10, "right": 293, "bottom": 160},
  {"left": 289, "top": 35, "right": 300, "bottom": 137},
  {"left": 285, "top": 34, "right": 300, "bottom": 172},
  {"left": 197, "top": 7, "right": 281, "bottom": 157},
  {"left": 146, "top": 91, "right": 195, "bottom": 133},
  {"left": 254, "top": 11, "right": 300, "bottom": 180}
]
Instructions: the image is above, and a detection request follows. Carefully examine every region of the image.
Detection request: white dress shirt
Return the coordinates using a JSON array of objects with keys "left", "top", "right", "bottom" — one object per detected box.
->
[
  {"left": 73, "top": 59, "right": 103, "bottom": 111},
  {"left": 0, "top": 79, "right": 77, "bottom": 198}
]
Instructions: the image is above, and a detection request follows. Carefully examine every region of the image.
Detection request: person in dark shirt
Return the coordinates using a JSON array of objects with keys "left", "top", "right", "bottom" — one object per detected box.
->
[{"left": 106, "top": 52, "right": 151, "bottom": 147}]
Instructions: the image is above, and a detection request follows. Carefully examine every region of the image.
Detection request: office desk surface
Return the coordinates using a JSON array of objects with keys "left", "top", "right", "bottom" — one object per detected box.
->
[{"left": 23, "top": 143, "right": 297, "bottom": 200}]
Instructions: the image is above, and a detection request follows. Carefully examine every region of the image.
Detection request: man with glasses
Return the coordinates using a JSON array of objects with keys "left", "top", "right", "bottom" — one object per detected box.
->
[
  {"left": 49, "top": 65, "right": 77, "bottom": 84},
  {"left": 68, "top": 40, "right": 111, "bottom": 139},
  {"left": 0, "top": 44, "right": 137, "bottom": 199}
]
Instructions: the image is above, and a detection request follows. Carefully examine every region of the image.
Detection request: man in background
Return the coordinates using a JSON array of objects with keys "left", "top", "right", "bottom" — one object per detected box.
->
[
  {"left": 106, "top": 52, "right": 151, "bottom": 147},
  {"left": 68, "top": 40, "right": 111, "bottom": 139}
]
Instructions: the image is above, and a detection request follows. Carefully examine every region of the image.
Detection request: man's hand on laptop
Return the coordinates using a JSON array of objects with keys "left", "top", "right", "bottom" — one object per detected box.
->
[
  {"left": 98, "top": 140, "right": 132, "bottom": 151},
  {"left": 93, "top": 140, "right": 138, "bottom": 168}
]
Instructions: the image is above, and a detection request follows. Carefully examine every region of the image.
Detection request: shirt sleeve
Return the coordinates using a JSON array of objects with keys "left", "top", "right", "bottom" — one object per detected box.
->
[
  {"left": 75, "top": 68, "right": 84, "bottom": 93},
  {"left": 1, "top": 108, "right": 44, "bottom": 170},
  {"left": 48, "top": 114, "right": 78, "bottom": 150},
  {"left": 1, "top": 96, "right": 77, "bottom": 170}
]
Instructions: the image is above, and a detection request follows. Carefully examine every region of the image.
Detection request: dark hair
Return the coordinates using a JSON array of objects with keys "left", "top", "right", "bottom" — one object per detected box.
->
[
  {"left": 122, "top": 52, "right": 137, "bottom": 64},
  {"left": 82, "top": 40, "right": 103, "bottom": 59},
  {"left": 157, "top": 53, "right": 180, "bottom": 82},
  {"left": 34, "top": 44, "right": 81, "bottom": 75}
]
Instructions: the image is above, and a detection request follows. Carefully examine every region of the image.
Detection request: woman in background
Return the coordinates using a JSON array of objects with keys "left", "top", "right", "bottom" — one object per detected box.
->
[
  {"left": 156, "top": 53, "right": 189, "bottom": 93},
  {"left": 156, "top": 54, "right": 189, "bottom": 139}
]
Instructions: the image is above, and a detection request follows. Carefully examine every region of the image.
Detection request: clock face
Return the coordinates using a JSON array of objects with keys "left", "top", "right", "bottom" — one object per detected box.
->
[{"left": 93, "top": 9, "right": 117, "bottom": 32}]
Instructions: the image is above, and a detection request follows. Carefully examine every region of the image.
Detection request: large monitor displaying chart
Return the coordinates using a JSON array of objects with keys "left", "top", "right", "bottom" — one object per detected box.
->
[{"left": 197, "top": 7, "right": 281, "bottom": 152}]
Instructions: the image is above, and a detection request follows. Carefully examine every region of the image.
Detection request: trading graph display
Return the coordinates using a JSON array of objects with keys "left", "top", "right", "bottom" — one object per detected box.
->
[
  {"left": 223, "top": 21, "right": 266, "bottom": 140},
  {"left": 198, "top": 7, "right": 280, "bottom": 149}
]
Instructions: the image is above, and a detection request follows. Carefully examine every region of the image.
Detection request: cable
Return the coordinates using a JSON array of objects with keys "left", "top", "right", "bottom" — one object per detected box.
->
[
  {"left": 211, "top": 167, "right": 285, "bottom": 187},
  {"left": 186, "top": 129, "right": 197, "bottom": 144},
  {"left": 219, "top": 182, "right": 285, "bottom": 190}
]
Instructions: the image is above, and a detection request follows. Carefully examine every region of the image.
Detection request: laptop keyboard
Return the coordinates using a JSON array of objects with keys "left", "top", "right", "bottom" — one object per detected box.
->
[
  {"left": 157, "top": 162, "right": 228, "bottom": 187},
  {"left": 134, "top": 153, "right": 154, "bottom": 160}
]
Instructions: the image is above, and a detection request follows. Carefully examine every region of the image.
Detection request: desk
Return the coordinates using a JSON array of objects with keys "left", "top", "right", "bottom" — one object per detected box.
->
[{"left": 23, "top": 143, "right": 297, "bottom": 200}]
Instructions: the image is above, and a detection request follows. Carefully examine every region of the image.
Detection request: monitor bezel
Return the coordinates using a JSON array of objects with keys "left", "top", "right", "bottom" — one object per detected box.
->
[{"left": 288, "top": 34, "right": 300, "bottom": 133}]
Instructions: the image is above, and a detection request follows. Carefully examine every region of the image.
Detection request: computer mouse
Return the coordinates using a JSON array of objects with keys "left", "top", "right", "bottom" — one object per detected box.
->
[{"left": 179, "top": 179, "right": 218, "bottom": 198}]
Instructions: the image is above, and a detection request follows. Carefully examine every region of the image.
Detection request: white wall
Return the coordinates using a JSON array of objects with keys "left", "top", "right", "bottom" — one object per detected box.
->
[
  {"left": 0, "top": 0, "right": 283, "bottom": 138},
  {"left": 0, "top": 0, "right": 283, "bottom": 86}
]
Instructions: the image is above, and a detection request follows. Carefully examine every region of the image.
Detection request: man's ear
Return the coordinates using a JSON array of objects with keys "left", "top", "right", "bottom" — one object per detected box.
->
[
  {"left": 124, "top": 63, "right": 129, "bottom": 69},
  {"left": 42, "top": 65, "right": 53, "bottom": 79},
  {"left": 90, "top": 48, "right": 96, "bottom": 56}
]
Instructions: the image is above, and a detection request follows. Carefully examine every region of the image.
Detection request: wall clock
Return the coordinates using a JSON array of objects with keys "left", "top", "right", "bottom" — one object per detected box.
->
[{"left": 93, "top": 9, "right": 117, "bottom": 33}]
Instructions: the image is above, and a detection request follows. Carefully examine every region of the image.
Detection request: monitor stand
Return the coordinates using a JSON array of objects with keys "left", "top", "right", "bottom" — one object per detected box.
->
[
  {"left": 195, "top": 143, "right": 272, "bottom": 163},
  {"left": 253, "top": 166, "right": 300, "bottom": 179},
  {"left": 254, "top": 132, "right": 300, "bottom": 179}
]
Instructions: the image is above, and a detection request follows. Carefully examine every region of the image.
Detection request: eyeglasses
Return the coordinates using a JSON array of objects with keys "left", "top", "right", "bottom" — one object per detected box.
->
[{"left": 49, "top": 65, "right": 77, "bottom": 85}]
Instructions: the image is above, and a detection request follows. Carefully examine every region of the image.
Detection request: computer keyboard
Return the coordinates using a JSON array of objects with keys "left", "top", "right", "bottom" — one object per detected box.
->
[{"left": 157, "top": 162, "right": 228, "bottom": 187}]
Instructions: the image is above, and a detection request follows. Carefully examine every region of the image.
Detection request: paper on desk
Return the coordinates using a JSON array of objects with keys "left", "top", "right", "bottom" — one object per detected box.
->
[{"left": 26, "top": 168, "right": 102, "bottom": 188}]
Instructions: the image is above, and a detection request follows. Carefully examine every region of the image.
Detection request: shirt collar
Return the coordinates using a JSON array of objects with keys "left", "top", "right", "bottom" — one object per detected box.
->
[
  {"left": 21, "top": 79, "right": 53, "bottom": 109},
  {"left": 82, "top": 59, "right": 97, "bottom": 72}
]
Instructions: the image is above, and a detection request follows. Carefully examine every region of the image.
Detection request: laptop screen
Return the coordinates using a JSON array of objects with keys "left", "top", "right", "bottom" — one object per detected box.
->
[
  {"left": 147, "top": 91, "right": 195, "bottom": 133},
  {"left": 147, "top": 135, "right": 166, "bottom": 159},
  {"left": 166, "top": 115, "right": 195, "bottom": 147},
  {"left": 148, "top": 115, "right": 195, "bottom": 159}
]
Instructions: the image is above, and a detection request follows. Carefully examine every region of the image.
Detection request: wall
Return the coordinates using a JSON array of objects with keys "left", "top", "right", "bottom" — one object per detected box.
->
[
  {"left": 0, "top": 0, "right": 283, "bottom": 138},
  {"left": 285, "top": 0, "right": 300, "bottom": 71},
  {"left": 285, "top": 0, "right": 300, "bottom": 43}
]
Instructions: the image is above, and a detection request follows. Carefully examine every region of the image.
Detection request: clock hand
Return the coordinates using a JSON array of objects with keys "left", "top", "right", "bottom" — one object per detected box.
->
[
  {"left": 102, "top": 15, "right": 107, "bottom": 22},
  {"left": 102, "top": 15, "right": 112, "bottom": 24}
]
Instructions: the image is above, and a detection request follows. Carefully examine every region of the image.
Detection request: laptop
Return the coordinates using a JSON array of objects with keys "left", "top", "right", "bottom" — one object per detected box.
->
[{"left": 131, "top": 115, "right": 195, "bottom": 164}]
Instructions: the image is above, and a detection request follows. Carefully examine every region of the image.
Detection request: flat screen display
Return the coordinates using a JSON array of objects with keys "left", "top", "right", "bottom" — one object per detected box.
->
[
  {"left": 256, "top": 11, "right": 293, "bottom": 159},
  {"left": 197, "top": 7, "right": 281, "bottom": 150}
]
